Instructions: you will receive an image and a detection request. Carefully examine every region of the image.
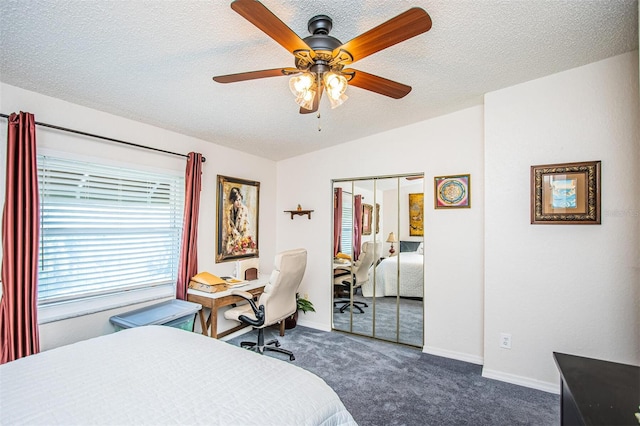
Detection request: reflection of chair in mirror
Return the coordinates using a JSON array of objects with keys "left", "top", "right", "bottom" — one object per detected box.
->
[
  {"left": 334, "top": 241, "right": 381, "bottom": 313},
  {"left": 224, "top": 248, "right": 307, "bottom": 361}
]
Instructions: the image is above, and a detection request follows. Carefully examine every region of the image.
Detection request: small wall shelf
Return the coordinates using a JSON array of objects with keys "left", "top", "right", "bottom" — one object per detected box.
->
[{"left": 285, "top": 209, "right": 314, "bottom": 219}]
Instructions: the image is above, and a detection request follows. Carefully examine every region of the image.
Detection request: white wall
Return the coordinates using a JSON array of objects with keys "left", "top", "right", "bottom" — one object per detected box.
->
[
  {"left": 277, "top": 51, "right": 639, "bottom": 392},
  {"left": 483, "top": 51, "right": 640, "bottom": 391},
  {"left": 0, "top": 83, "right": 278, "bottom": 350},
  {"left": 2, "top": 50, "right": 636, "bottom": 392},
  {"left": 276, "top": 106, "right": 486, "bottom": 361}
]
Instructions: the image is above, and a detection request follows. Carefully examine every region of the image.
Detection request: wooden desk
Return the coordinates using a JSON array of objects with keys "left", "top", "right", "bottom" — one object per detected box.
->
[
  {"left": 187, "top": 277, "right": 279, "bottom": 339},
  {"left": 553, "top": 352, "right": 640, "bottom": 425},
  {"left": 333, "top": 261, "right": 352, "bottom": 298},
  {"left": 333, "top": 260, "right": 351, "bottom": 270}
]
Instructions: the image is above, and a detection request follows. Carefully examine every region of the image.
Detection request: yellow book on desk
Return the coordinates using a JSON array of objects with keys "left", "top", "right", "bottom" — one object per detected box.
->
[
  {"left": 191, "top": 271, "right": 226, "bottom": 286},
  {"left": 189, "top": 271, "right": 228, "bottom": 293},
  {"left": 188, "top": 280, "right": 228, "bottom": 293}
]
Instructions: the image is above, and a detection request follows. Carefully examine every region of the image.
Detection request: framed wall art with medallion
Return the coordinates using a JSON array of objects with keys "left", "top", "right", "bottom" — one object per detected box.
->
[
  {"left": 530, "top": 161, "right": 601, "bottom": 225},
  {"left": 216, "top": 175, "right": 260, "bottom": 263},
  {"left": 434, "top": 174, "right": 471, "bottom": 209}
]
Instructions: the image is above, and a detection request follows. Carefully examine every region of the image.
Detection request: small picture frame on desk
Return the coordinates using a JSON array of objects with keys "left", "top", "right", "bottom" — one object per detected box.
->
[{"left": 235, "top": 258, "right": 259, "bottom": 281}]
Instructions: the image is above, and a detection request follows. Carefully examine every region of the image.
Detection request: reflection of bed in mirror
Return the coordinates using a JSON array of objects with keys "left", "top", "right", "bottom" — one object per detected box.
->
[{"left": 361, "top": 241, "right": 423, "bottom": 298}]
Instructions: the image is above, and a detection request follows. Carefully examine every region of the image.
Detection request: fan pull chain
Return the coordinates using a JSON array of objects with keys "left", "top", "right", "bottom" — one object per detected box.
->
[{"left": 316, "top": 71, "right": 322, "bottom": 132}]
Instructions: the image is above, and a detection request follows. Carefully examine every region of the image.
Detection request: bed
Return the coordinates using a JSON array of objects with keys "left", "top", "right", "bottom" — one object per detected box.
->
[
  {"left": 0, "top": 326, "right": 357, "bottom": 426},
  {"left": 361, "top": 241, "right": 424, "bottom": 298}
]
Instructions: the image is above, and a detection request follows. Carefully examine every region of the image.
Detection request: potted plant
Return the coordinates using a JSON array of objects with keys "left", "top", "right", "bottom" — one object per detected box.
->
[{"left": 284, "top": 293, "right": 315, "bottom": 329}]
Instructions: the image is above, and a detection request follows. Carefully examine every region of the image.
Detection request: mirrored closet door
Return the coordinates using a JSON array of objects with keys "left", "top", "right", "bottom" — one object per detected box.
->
[{"left": 332, "top": 174, "right": 424, "bottom": 347}]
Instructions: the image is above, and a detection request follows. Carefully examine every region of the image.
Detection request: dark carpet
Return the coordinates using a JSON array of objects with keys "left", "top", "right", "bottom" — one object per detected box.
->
[
  {"left": 227, "top": 326, "right": 560, "bottom": 426},
  {"left": 333, "top": 295, "right": 424, "bottom": 347}
]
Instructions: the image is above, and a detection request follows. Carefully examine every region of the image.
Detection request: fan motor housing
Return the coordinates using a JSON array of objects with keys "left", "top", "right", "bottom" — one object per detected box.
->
[
  {"left": 296, "top": 14, "right": 343, "bottom": 69},
  {"left": 304, "top": 15, "right": 342, "bottom": 52}
]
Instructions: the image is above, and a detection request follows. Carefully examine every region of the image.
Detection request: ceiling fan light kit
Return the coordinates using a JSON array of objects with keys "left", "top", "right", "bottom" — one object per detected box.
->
[
  {"left": 289, "top": 72, "right": 316, "bottom": 110},
  {"left": 324, "top": 72, "right": 348, "bottom": 109},
  {"left": 213, "top": 0, "right": 432, "bottom": 114}
]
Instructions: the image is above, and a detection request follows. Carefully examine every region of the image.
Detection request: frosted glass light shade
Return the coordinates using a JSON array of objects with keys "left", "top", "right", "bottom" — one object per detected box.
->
[
  {"left": 324, "top": 72, "right": 348, "bottom": 109},
  {"left": 290, "top": 72, "right": 316, "bottom": 110},
  {"left": 295, "top": 89, "right": 316, "bottom": 110}
]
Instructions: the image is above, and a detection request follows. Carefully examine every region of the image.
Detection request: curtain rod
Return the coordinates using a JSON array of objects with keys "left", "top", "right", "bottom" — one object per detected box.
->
[{"left": 0, "top": 113, "right": 206, "bottom": 162}]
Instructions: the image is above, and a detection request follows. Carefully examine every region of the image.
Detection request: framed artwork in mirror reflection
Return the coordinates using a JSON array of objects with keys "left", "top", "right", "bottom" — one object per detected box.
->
[
  {"left": 362, "top": 204, "right": 373, "bottom": 235},
  {"left": 409, "top": 193, "right": 424, "bottom": 236}
]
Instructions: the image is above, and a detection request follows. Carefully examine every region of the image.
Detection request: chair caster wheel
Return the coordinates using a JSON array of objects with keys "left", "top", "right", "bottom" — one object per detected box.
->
[
  {"left": 290, "top": 355, "right": 295, "bottom": 361},
  {"left": 275, "top": 341, "right": 281, "bottom": 347}
]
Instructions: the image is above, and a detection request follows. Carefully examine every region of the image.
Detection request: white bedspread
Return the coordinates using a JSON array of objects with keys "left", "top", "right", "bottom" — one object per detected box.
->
[
  {"left": 361, "top": 252, "right": 424, "bottom": 298},
  {"left": 0, "top": 326, "right": 357, "bottom": 426}
]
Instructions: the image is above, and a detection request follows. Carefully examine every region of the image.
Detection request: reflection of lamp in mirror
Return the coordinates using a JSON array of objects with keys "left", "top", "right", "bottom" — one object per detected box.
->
[{"left": 386, "top": 232, "right": 398, "bottom": 256}]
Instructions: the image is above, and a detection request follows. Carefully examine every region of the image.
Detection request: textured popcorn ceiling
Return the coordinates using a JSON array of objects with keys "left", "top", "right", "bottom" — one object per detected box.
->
[{"left": 0, "top": 0, "right": 637, "bottom": 160}]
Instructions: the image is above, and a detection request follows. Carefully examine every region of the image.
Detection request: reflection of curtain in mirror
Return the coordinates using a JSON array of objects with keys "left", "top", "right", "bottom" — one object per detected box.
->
[
  {"left": 333, "top": 188, "right": 342, "bottom": 256},
  {"left": 353, "top": 195, "right": 362, "bottom": 261}
]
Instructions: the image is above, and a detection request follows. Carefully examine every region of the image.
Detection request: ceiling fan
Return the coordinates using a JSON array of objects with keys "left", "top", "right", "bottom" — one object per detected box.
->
[{"left": 213, "top": 0, "right": 432, "bottom": 114}]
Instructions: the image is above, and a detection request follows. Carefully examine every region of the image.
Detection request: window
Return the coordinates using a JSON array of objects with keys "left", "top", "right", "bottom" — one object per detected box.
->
[
  {"left": 37, "top": 155, "right": 184, "bottom": 306},
  {"left": 340, "top": 191, "right": 353, "bottom": 258}
]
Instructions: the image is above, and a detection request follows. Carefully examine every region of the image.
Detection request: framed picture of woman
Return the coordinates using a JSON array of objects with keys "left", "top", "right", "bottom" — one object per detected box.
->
[{"left": 216, "top": 175, "right": 260, "bottom": 263}]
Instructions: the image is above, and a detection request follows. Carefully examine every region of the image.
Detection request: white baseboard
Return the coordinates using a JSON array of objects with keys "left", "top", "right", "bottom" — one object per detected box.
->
[
  {"left": 423, "top": 346, "right": 484, "bottom": 365},
  {"left": 296, "top": 318, "right": 331, "bottom": 332},
  {"left": 482, "top": 368, "right": 559, "bottom": 394}
]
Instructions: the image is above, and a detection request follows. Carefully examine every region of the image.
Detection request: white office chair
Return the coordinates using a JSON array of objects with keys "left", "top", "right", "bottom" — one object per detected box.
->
[
  {"left": 334, "top": 241, "right": 381, "bottom": 313},
  {"left": 224, "top": 248, "right": 307, "bottom": 361}
]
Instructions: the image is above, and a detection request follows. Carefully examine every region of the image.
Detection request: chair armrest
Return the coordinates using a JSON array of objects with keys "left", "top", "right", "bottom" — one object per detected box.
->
[
  {"left": 239, "top": 305, "right": 265, "bottom": 327},
  {"left": 231, "top": 289, "right": 254, "bottom": 300},
  {"left": 333, "top": 268, "right": 350, "bottom": 277},
  {"left": 231, "top": 289, "right": 265, "bottom": 327}
]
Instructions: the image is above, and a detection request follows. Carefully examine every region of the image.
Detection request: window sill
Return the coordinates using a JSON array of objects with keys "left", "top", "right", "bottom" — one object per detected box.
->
[{"left": 38, "top": 284, "right": 175, "bottom": 324}]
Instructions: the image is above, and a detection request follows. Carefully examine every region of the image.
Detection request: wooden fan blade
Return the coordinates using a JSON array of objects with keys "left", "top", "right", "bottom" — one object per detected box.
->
[
  {"left": 213, "top": 67, "right": 299, "bottom": 83},
  {"left": 231, "top": 0, "right": 315, "bottom": 61},
  {"left": 345, "top": 69, "right": 412, "bottom": 99},
  {"left": 300, "top": 84, "right": 323, "bottom": 114},
  {"left": 332, "top": 8, "right": 431, "bottom": 66}
]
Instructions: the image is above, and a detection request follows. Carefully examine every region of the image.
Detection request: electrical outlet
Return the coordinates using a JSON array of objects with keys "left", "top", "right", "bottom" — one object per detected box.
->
[
  {"left": 500, "top": 333, "right": 512, "bottom": 349},
  {"left": 304, "top": 293, "right": 309, "bottom": 300}
]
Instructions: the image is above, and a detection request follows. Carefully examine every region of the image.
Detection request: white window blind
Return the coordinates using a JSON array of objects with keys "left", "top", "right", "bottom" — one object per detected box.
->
[
  {"left": 340, "top": 191, "right": 353, "bottom": 257},
  {"left": 37, "top": 156, "right": 184, "bottom": 305}
]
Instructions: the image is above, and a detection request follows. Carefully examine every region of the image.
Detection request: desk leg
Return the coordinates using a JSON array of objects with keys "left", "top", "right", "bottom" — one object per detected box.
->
[
  {"left": 210, "top": 305, "right": 219, "bottom": 338},
  {"left": 197, "top": 309, "right": 207, "bottom": 336}
]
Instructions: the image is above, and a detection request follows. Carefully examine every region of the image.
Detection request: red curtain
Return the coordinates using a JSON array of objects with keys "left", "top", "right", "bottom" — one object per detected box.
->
[
  {"left": 176, "top": 152, "right": 202, "bottom": 300},
  {"left": 0, "top": 112, "right": 40, "bottom": 364},
  {"left": 353, "top": 195, "right": 363, "bottom": 261},
  {"left": 333, "top": 188, "right": 342, "bottom": 256}
]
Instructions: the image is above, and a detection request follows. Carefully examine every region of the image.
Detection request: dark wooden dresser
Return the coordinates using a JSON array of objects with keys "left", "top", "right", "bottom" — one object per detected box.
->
[{"left": 553, "top": 352, "right": 640, "bottom": 425}]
